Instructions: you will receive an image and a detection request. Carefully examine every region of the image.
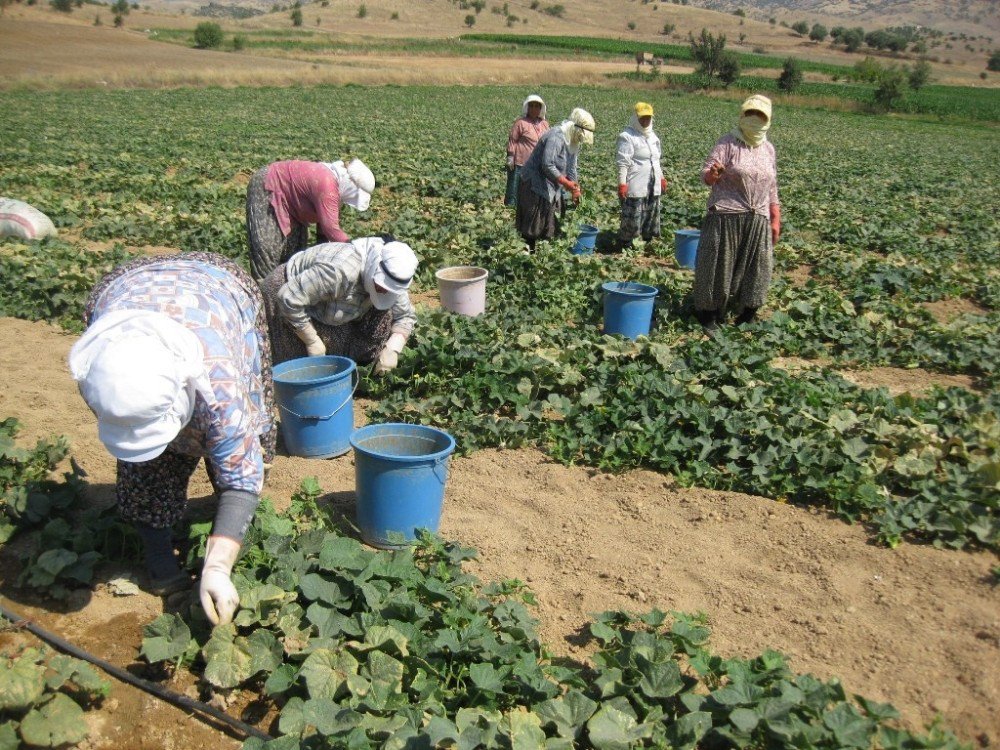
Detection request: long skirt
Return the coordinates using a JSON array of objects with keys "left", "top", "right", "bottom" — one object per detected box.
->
[
  {"left": 617, "top": 191, "right": 662, "bottom": 244},
  {"left": 246, "top": 167, "right": 309, "bottom": 282},
  {"left": 692, "top": 211, "right": 772, "bottom": 316},
  {"left": 515, "top": 180, "right": 562, "bottom": 242},
  {"left": 83, "top": 252, "right": 276, "bottom": 529},
  {"left": 503, "top": 166, "right": 521, "bottom": 206},
  {"left": 261, "top": 263, "right": 393, "bottom": 367}
]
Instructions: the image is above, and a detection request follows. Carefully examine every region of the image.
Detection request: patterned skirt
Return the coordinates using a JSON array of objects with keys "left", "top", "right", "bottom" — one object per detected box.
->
[
  {"left": 245, "top": 167, "right": 309, "bottom": 282},
  {"left": 83, "top": 252, "right": 276, "bottom": 529},
  {"left": 617, "top": 193, "right": 662, "bottom": 243},
  {"left": 692, "top": 211, "right": 773, "bottom": 315},
  {"left": 515, "top": 180, "right": 562, "bottom": 242},
  {"left": 261, "top": 263, "right": 393, "bottom": 367}
]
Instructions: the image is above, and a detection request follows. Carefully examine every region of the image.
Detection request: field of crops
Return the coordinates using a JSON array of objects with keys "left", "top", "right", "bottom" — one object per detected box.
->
[{"left": 0, "top": 84, "right": 998, "bottom": 747}]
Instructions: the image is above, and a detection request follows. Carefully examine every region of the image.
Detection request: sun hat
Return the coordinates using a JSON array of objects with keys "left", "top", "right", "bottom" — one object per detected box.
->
[
  {"left": 635, "top": 102, "right": 654, "bottom": 117},
  {"left": 369, "top": 241, "right": 418, "bottom": 309},
  {"left": 76, "top": 334, "right": 194, "bottom": 463},
  {"left": 740, "top": 94, "right": 772, "bottom": 122}
]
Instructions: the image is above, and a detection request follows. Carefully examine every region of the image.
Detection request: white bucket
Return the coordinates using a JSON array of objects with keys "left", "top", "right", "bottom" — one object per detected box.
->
[{"left": 435, "top": 266, "right": 488, "bottom": 317}]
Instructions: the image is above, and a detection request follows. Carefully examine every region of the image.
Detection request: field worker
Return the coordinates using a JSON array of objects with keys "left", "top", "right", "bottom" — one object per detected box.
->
[
  {"left": 515, "top": 107, "right": 596, "bottom": 252},
  {"left": 245, "top": 158, "right": 376, "bottom": 282},
  {"left": 504, "top": 94, "right": 549, "bottom": 207},
  {"left": 615, "top": 102, "right": 667, "bottom": 251},
  {"left": 69, "top": 253, "right": 275, "bottom": 627},
  {"left": 693, "top": 94, "right": 780, "bottom": 338},
  {"left": 261, "top": 235, "right": 418, "bottom": 372}
]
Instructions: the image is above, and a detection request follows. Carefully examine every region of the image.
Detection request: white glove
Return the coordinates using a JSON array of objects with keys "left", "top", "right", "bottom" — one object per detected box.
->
[
  {"left": 199, "top": 536, "right": 241, "bottom": 626},
  {"left": 506, "top": 155, "right": 515, "bottom": 170},
  {"left": 295, "top": 322, "right": 326, "bottom": 357},
  {"left": 374, "top": 333, "right": 407, "bottom": 375}
]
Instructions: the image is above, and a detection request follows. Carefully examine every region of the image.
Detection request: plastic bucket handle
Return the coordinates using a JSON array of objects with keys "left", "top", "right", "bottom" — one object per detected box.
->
[{"left": 277, "top": 367, "right": 359, "bottom": 421}]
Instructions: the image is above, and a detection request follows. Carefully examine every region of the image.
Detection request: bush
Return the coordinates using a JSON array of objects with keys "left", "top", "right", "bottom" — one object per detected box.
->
[
  {"left": 717, "top": 51, "right": 741, "bottom": 86},
  {"left": 791, "top": 20, "right": 809, "bottom": 35},
  {"left": 113, "top": 11, "right": 123, "bottom": 25},
  {"left": 627, "top": 21, "right": 635, "bottom": 30},
  {"left": 873, "top": 65, "right": 908, "bottom": 110},
  {"left": 661, "top": 22, "right": 674, "bottom": 35},
  {"left": 356, "top": 2, "right": 365, "bottom": 17},
  {"left": 689, "top": 27, "right": 727, "bottom": 79},
  {"left": 851, "top": 55, "right": 883, "bottom": 82},
  {"left": 291, "top": 6, "right": 302, "bottom": 25},
  {"left": 390, "top": 10, "right": 398, "bottom": 19},
  {"left": 193, "top": 21, "right": 223, "bottom": 49},
  {"left": 777, "top": 57, "right": 803, "bottom": 92},
  {"left": 232, "top": 33, "right": 247, "bottom": 50},
  {"left": 541, "top": 3, "right": 564, "bottom": 17},
  {"left": 50, "top": 0, "right": 73, "bottom": 12},
  {"left": 843, "top": 27, "right": 864, "bottom": 52},
  {"left": 908, "top": 58, "right": 932, "bottom": 89},
  {"left": 464, "top": 13, "right": 475, "bottom": 26},
  {"left": 988, "top": 50, "right": 1000, "bottom": 72},
  {"left": 809, "top": 23, "right": 827, "bottom": 42}
]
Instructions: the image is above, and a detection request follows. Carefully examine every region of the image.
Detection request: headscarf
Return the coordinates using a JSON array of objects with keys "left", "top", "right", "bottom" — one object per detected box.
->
[
  {"left": 522, "top": 94, "right": 547, "bottom": 121},
  {"left": 353, "top": 236, "right": 419, "bottom": 310},
  {"left": 733, "top": 94, "right": 772, "bottom": 148},
  {"left": 68, "top": 309, "right": 215, "bottom": 463},
  {"left": 559, "top": 107, "right": 596, "bottom": 152},
  {"left": 323, "top": 159, "right": 375, "bottom": 212}
]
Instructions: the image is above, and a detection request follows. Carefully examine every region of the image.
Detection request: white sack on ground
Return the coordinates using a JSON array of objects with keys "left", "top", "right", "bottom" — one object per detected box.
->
[{"left": 0, "top": 197, "right": 57, "bottom": 240}]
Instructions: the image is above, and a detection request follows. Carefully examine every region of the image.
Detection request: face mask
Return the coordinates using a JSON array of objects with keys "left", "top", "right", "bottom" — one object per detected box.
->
[{"left": 737, "top": 115, "right": 769, "bottom": 147}]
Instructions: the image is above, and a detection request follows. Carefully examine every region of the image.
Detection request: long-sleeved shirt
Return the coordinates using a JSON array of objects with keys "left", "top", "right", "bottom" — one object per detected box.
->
[
  {"left": 701, "top": 134, "right": 779, "bottom": 217},
  {"left": 520, "top": 127, "right": 578, "bottom": 202},
  {"left": 616, "top": 126, "right": 664, "bottom": 198},
  {"left": 277, "top": 242, "right": 417, "bottom": 339},
  {"left": 265, "top": 160, "right": 349, "bottom": 243},
  {"left": 91, "top": 259, "right": 270, "bottom": 495},
  {"left": 506, "top": 117, "right": 549, "bottom": 167}
]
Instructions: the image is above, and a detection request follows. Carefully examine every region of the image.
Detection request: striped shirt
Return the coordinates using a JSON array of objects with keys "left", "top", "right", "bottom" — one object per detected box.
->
[
  {"left": 91, "top": 259, "right": 270, "bottom": 495},
  {"left": 277, "top": 242, "right": 416, "bottom": 338}
]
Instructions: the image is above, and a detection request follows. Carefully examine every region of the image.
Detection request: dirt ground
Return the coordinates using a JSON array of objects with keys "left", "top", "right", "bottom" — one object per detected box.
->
[{"left": 0, "top": 314, "right": 997, "bottom": 748}]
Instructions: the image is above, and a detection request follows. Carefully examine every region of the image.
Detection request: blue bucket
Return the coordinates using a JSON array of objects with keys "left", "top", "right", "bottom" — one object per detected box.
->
[
  {"left": 571, "top": 223, "right": 599, "bottom": 255},
  {"left": 674, "top": 228, "right": 701, "bottom": 269},
  {"left": 273, "top": 355, "right": 358, "bottom": 459},
  {"left": 350, "top": 423, "right": 456, "bottom": 549},
  {"left": 602, "top": 281, "right": 659, "bottom": 340}
]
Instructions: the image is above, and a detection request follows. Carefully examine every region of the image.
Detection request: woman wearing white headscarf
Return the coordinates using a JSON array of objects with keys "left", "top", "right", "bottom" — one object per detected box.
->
[
  {"left": 615, "top": 101, "right": 667, "bottom": 251},
  {"left": 504, "top": 94, "right": 549, "bottom": 207},
  {"left": 261, "top": 236, "right": 418, "bottom": 373},
  {"left": 693, "top": 95, "right": 781, "bottom": 337},
  {"left": 245, "top": 158, "right": 376, "bottom": 281},
  {"left": 69, "top": 253, "right": 276, "bottom": 627},
  {"left": 515, "top": 107, "right": 596, "bottom": 252}
]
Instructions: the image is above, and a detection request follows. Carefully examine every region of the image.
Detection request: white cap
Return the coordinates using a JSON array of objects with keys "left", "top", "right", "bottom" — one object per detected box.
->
[
  {"left": 370, "top": 241, "right": 418, "bottom": 310},
  {"left": 76, "top": 335, "right": 194, "bottom": 463}
]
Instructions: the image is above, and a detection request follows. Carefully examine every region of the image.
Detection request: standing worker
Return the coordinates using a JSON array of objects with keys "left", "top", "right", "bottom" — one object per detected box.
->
[
  {"left": 615, "top": 102, "right": 667, "bottom": 251},
  {"left": 504, "top": 94, "right": 549, "bottom": 207},
  {"left": 69, "top": 253, "right": 275, "bottom": 627},
  {"left": 515, "top": 107, "right": 596, "bottom": 252},
  {"left": 261, "top": 236, "right": 418, "bottom": 372},
  {"left": 693, "top": 95, "right": 780, "bottom": 337},
  {"left": 245, "top": 158, "right": 376, "bottom": 282}
]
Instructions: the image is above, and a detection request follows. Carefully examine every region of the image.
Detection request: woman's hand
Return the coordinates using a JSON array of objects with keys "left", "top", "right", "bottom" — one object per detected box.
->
[
  {"left": 704, "top": 161, "right": 726, "bottom": 186},
  {"left": 618, "top": 184, "right": 628, "bottom": 199},
  {"left": 660, "top": 177, "right": 668, "bottom": 193},
  {"left": 769, "top": 204, "right": 781, "bottom": 245}
]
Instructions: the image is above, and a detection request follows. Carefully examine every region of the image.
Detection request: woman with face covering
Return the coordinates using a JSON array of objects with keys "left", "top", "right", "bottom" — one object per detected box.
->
[
  {"left": 69, "top": 253, "right": 276, "bottom": 627},
  {"left": 693, "top": 95, "right": 781, "bottom": 337},
  {"left": 245, "top": 158, "right": 376, "bottom": 282},
  {"left": 515, "top": 107, "right": 596, "bottom": 252},
  {"left": 260, "top": 236, "right": 418, "bottom": 373},
  {"left": 504, "top": 94, "right": 549, "bottom": 207},
  {"left": 615, "top": 101, "right": 668, "bottom": 251}
]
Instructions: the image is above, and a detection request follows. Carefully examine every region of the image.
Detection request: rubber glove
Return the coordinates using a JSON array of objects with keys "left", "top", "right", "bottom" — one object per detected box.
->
[
  {"left": 506, "top": 155, "right": 515, "bottom": 170},
  {"left": 199, "top": 535, "right": 241, "bottom": 626},
  {"left": 769, "top": 203, "right": 781, "bottom": 245},
  {"left": 295, "top": 321, "right": 326, "bottom": 357},
  {"left": 618, "top": 184, "right": 628, "bottom": 199},
  {"left": 703, "top": 161, "right": 726, "bottom": 186},
  {"left": 374, "top": 332, "right": 406, "bottom": 375},
  {"left": 556, "top": 176, "right": 578, "bottom": 193},
  {"left": 571, "top": 186, "right": 582, "bottom": 205},
  {"left": 660, "top": 177, "right": 668, "bottom": 193}
]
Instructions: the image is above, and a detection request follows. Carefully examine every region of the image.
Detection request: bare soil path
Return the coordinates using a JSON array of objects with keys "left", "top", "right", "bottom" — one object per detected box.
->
[{"left": 1, "top": 315, "right": 997, "bottom": 747}]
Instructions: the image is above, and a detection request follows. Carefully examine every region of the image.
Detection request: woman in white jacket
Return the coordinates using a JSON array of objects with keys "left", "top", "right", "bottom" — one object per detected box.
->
[{"left": 615, "top": 102, "right": 667, "bottom": 251}]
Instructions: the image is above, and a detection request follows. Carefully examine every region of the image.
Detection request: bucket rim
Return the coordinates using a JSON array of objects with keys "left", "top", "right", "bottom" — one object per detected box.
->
[
  {"left": 273, "top": 355, "right": 357, "bottom": 385},
  {"left": 435, "top": 266, "right": 489, "bottom": 283},
  {"left": 674, "top": 228, "right": 701, "bottom": 238},
  {"left": 601, "top": 280, "right": 659, "bottom": 298},
  {"left": 577, "top": 223, "right": 599, "bottom": 233},
  {"left": 350, "top": 422, "right": 456, "bottom": 463}
]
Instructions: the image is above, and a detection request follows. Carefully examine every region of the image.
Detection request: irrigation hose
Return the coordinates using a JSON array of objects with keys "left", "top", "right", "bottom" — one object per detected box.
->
[{"left": 0, "top": 598, "right": 272, "bottom": 743}]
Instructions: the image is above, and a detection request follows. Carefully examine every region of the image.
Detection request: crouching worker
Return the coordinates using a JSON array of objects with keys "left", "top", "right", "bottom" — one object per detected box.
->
[
  {"left": 261, "top": 236, "right": 418, "bottom": 373},
  {"left": 69, "top": 253, "right": 275, "bottom": 626}
]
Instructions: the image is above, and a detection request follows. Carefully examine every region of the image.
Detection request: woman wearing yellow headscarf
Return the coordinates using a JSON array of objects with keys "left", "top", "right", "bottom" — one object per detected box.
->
[{"left": 692, "top": 95, "right": 781, "bottom": 337}]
